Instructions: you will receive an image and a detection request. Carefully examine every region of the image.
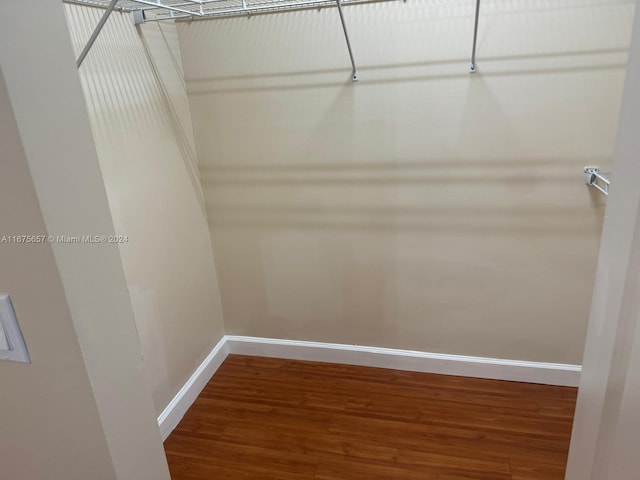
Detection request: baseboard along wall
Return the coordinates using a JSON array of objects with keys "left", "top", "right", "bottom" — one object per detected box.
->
[
  {"left": 158, "top": 335, "right": 582, "bottom": 440},
  {"left": 157, "top": 338, "right": 228, "bottom": 441}
]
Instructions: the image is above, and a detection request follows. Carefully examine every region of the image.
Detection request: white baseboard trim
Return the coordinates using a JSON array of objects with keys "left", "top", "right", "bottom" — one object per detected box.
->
[
  {"left": 225, "top": 335, "right": 581, "bottom": 387},
  {"left": 158, "top": 335, "right": 581, "bottom": 439},
  {"left": 157, "top": 336, "right": 228, "bottom": 441}
]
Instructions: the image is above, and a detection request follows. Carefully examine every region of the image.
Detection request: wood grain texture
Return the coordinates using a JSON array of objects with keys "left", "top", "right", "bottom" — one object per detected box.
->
[{"left": 164, "top": 355, "right": 577, "bottom": 479}]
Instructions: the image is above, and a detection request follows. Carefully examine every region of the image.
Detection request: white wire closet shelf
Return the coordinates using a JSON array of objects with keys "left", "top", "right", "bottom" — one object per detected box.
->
[
  {"left": 66, "top": 0, "right": 483, "bottom": 81},
  {"left": 65, "top": 0, "right": 374, "bottom": 20}
]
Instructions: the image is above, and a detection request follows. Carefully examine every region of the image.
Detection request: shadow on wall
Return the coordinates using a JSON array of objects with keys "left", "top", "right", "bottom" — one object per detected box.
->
[
  {"left": 186, "top": 48, "right": 628, "bottom": 95},
  {"left": 185, "top": 47, "right": 627, "bottom": 84},
  {"left": 201, "top": 157, "right": 606, "bottom": 234},
  {"left": 192, "top": 48, "right": 618, "bottom": 235}
]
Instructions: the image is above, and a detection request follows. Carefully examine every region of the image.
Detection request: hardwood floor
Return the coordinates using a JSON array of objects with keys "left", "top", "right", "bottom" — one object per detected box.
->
[{"left": 164, "top": 355, "right": 577, "bottom": 480}]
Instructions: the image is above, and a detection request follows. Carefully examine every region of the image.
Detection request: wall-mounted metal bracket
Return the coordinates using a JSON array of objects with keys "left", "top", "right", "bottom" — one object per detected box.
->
[
  {"left": 336, "top": 0, "right": 358, "bottom": 82},
  {"left": 131, "top": 9, "right": 146, "bottom": 25},
  {"left": 585, "top": 166, "right": 610, "bottom": 196},
  {"left": 469, "top": 0, "right": 480, "bottom": 73}
]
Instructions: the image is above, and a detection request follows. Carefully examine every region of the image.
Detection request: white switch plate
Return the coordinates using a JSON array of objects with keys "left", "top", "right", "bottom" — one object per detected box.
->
[{"left": 0, "top": 294, "right": 31, "bottom": 363}]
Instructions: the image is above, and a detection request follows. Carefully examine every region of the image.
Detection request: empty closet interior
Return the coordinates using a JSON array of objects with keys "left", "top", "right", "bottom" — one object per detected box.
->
[{"left": 65, "top": 0, "right": 630, "bottom": 458}]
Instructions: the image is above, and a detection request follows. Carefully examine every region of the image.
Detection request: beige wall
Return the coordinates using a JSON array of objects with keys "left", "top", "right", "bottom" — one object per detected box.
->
[
  {"left": 64, "top": 5, "right": 225, "bottom": 415},
  {"left": 0, "top": 67, "right": 117, "bottom": 480},
  {"left": 179, "top": 0, "right": 634, "bottom": 364},
  {"left": 0, "top": 1, "right": 170, "bottom": 478}
]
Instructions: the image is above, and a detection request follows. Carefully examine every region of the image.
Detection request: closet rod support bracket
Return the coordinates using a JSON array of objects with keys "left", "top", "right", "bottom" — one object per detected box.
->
[
  {"left": 336, "top": 0, "right": 359, "bottom": 83},
  {"left": 469, "top": 0, "right": 481, "bottom": 74},
  {"left": 76, "top": 0, "right": 119, "bottom": 68},
  {"left": 585, "top": 166, "right": 610, "bottom": 196}
]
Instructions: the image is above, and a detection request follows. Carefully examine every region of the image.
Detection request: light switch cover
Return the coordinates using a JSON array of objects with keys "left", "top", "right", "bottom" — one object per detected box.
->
[{"left": 0, "top": 294, "right": 31, "bottom": 363}]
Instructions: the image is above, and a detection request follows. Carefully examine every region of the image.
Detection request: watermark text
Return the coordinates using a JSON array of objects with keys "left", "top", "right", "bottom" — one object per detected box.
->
[{"left": 1, "top": 235, "right": 129, "bottom": 245}]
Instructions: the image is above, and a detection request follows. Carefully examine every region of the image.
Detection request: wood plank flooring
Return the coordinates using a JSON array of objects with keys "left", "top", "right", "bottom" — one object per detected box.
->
[{"left": 164, "top": 355, "right": 577, "bottom": 480}]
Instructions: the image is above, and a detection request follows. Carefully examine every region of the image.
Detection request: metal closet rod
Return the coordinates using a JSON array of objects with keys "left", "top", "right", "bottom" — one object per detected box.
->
[
  {"left": 164, "top": 0, "right": 482, "bottom": 75},
  {"left": 147, "top": 0, "right": 384, "bottom": 21},
  {"left": 74, "top": 0, "right": 482, "bottom": 81},
  {"left": 116, "top": 0, "right": 394, "bottom": 15},
  {"left": 65, "top": 0, "right": 128, "bottom": 11},
  {"left": 73, "top": 0, "right": 361, "bottom": 81}
]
